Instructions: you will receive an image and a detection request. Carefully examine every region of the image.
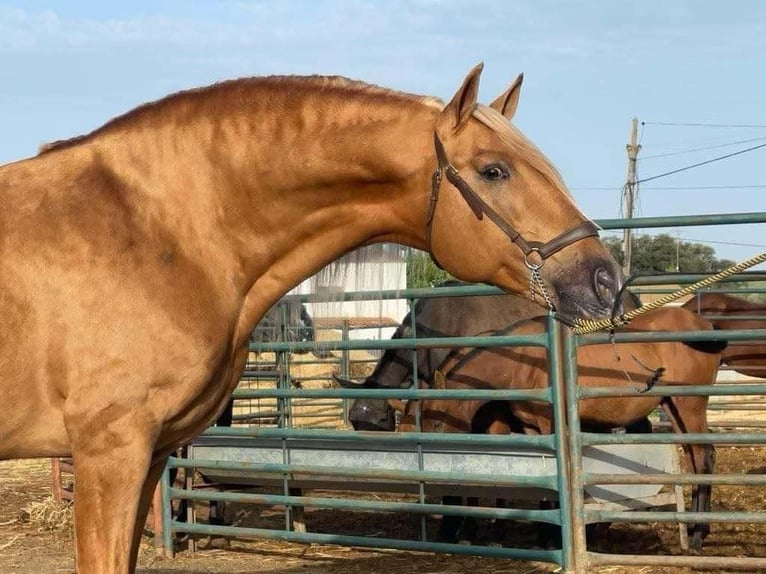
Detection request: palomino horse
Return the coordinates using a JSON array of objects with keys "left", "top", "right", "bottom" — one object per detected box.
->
[
  {"left": 682, "top": 292, "right": 766, "bottom": 378},
  {"left": 397, "top": 307, "right": 724, "bottom": 551},
  {"left": 0, "top": 65, "right": 622, "bottom": 573}
]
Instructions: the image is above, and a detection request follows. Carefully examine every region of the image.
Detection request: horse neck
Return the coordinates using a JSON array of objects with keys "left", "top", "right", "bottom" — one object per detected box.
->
[{"left": 90, "top": 88, "right": 439, "bottom": 328}]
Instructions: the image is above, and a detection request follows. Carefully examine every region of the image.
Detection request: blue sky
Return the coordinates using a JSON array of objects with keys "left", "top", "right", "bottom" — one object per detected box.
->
[{"left": 1, "top": 1, "right": 764, "bottom": 264}]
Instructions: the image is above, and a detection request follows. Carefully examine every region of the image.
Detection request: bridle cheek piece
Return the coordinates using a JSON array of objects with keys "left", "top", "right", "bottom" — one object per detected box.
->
[{"left": 426, "top": 132, "right": 600, "bottom": 309}]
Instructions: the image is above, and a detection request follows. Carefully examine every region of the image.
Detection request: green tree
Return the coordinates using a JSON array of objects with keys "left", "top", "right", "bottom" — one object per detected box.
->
[
  {"left": 604, "top": 234, "right": 735, "bottom": 275},
  {"left": 407, "top": 250, "right": 453, "bottom": 288}
]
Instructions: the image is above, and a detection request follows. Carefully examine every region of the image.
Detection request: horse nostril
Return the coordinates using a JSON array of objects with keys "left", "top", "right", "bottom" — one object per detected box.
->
[{"left": 594, "top": 267, "right": 616, "bottom": 307}]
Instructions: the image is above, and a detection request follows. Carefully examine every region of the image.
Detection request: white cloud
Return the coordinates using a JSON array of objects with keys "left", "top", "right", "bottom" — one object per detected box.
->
[{"left": 0, "top": 6, "right": 262, "bottom": 52}]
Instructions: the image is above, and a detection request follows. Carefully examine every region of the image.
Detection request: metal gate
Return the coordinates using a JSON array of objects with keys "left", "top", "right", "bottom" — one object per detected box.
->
[{"left": 158, "top": 211, "right": 766, "bottom": 573}]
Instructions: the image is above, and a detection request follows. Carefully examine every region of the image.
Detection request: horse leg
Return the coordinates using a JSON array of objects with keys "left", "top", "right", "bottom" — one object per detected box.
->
[
  {"left": 489, "top": 498, "right": 506, "bottom": 546},
  {"left": 691, "top": 443, "right": 716, "bottom": 548},
  {"left": 458, "top": 497, "right": 479, "bottom": 544},
  {"left": 661, "top": 396, "right": 714, "bottom": 552},
  {"left": 438, "top": 495, "right": 464, "bottom": 543},
  {"left": 209, "top": 500, "right": 226, "bottom": 525},
  {"left": 686, "top": 439, "right": 715, "bottom": 552},
  {"left": 70, "top": 431, "right": 155, "bottom": 574},
  {"left": 289, "top": 487, "right": 306, "bottom": 533},
  {"left": 536, "top": 498, "right": 561, "bottom": 549},
  {"left": 206, "top": 499, "right": 232, "bottom": 549},
  {"left": 128, "top": 455, "right": 170, "bottom": 570}
]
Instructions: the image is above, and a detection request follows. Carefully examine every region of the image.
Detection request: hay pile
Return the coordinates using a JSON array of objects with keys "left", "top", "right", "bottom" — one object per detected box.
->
[
  {"left": 233, "top": 328, "right": 379, "bottom": 430},
  {"left": 19, "top": 497, "right": 73, "bottom": 532},
  {"left": 708, "top": 371, "right": 766, "bottom": 428}
]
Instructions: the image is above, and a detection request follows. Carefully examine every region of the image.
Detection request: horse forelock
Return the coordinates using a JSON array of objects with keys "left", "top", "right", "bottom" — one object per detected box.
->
[
  {"left": 36, "top": 75, "right": 443, "bottom": 156},
  {"left": 471, "top": 105, "right": 586, "bottom": 217}
]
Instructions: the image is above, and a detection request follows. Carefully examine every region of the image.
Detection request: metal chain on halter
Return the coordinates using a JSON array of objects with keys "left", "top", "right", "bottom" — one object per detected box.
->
[
  {"left": 570, "top": 250, "right": 766, "bottom": 335},
  {"left": 527, "top": 255, "right": 555, "bottom": 311}
]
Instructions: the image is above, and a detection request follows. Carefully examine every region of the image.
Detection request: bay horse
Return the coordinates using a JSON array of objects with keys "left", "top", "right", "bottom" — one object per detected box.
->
[
  {"left": 335, "top": 279, "right": 545, "bottom": 430},
  {"left": 397, "top": 307, "right": 724, "bottom": 551},
  {"left": 337, "top": 282, "right": 642, "bottom": 432},
  {"left": 682, "top": 292, "right": 766, "bottom": 378},
  {"left": 0, "top": 65, "right": 622, "bottom": 573}
]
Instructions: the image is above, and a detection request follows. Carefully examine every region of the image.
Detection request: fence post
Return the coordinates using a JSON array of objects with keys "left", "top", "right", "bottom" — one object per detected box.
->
[
  {"left": 159, "top": 463, "right": 174, "bottom": 558},
  {"left": 563, "top": 326, "right": 587, "bottom": 573},
  {"left": 548, "top": 314, "right": 586, "bottom": 574},
  {"left": 50, "top": 458, "right": 62, "bottom": 502},
  {"left": 341, "top": 319, "right": 350, "bottom": 380}
]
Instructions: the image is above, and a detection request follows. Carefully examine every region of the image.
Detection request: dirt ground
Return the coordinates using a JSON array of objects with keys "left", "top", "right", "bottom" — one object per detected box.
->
[{"left": 1, "top": 446, "right": 765, "bottom": 574}]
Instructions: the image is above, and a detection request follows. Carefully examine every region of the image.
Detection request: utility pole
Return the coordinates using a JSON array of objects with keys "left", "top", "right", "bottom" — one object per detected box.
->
[{"left": 622, "top": 118, "right": 641, "bottom": 276}]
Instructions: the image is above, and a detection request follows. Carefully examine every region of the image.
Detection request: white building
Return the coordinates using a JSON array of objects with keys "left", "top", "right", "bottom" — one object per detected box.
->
[{"left": 290, "top": 244, "right": 410, "bottom": 341}]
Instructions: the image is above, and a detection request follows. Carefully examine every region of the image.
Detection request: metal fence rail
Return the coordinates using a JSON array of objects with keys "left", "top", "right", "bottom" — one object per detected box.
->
[{"left": 159, "top": 211, "right": 766, "bottom": 573}]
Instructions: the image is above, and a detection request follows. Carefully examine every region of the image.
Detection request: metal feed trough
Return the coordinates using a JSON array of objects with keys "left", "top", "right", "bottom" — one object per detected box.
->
[{"left": 187, "top": 433, "right": 680, "bottom": 508}]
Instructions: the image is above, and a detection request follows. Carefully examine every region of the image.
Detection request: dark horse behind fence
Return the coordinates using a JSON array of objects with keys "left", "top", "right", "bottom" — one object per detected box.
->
[
  {"left": 336, "top": 281, "right": 643, "bottom": 432},
  {"left": 0, "top": 64, "right": 624, "bottom": 573},
  {"left": 335, "top": 280, "right": 548, "bottom": 430},
  {"left": 334, "top": 284, "right": 648, "bottom": 545},
  {"left": 396, "top": 306, "right": 725, "bottom": 551}
]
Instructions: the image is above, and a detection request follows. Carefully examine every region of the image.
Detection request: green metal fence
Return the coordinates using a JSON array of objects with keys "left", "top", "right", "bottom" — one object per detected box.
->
[{"left": 159, "top": 211, "right": 766, "bottom": 573}]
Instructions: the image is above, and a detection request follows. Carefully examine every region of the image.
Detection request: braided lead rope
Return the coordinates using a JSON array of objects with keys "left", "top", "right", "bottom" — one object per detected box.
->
[{"left": 570, "top": 251, "right": 766, "bottom": 335}]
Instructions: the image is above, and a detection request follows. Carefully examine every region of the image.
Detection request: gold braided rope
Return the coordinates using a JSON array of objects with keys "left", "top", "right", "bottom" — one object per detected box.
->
[{"left": 570, "top": 251, "right": 766, "bottom": 335}]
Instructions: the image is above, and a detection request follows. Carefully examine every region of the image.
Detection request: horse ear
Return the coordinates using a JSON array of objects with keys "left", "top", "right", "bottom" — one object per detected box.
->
[
  {"left": 332, "top": 374, "right": 369, "bottom": 389},
  {"left": 489, "top": 73, "right": 523, "bottom": 121},
  {"left": 441, "top": 62, "right": 484, "bottom": 131},
  {"left": 433, "top": 370, "right": 446, "bottom": 387}
]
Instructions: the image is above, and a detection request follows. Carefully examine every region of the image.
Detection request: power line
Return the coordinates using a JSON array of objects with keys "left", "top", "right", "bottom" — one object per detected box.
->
[
  {"left": 636, "top": 142, "right": 766, "bottom": 185},
  {"left": 643, "top": 121, "right": 766, "bottom": 128},
  {"left": 571, "top": 184, "right": 766, "bottom": 191},
  {"left": 639, "top": 185, "right": 766, "bottom": 190},
  {"left": 602, "top": 230, "right": 766, "bottom": 250},
  {"left": 641, "top": 135, "right": 766, "bottom": 160}
]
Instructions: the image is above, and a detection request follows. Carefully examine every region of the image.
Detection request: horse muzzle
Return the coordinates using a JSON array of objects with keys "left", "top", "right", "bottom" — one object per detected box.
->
[
  {"left": 552, "top": 257, "right": 625, "bottom": 321},
  {"left": 348, "top": 399, "right": 396, "bottom": 432}
]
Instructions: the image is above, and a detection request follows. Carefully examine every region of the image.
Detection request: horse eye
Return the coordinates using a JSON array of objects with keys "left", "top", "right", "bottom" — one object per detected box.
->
[{"left": 479, "top": 164, "right": 510, "bottom": 182}]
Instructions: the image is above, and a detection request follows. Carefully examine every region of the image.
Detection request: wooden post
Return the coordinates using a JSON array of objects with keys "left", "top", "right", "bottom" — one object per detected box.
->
[
  {"left": 622, "top": 118, "right": 641, "bottom": 276},
  {"left": 50, "top": 458, "right": 75, "bottom": 502},
  {"left": 50, "top": 458, "right": 63, "bottom": 502}
]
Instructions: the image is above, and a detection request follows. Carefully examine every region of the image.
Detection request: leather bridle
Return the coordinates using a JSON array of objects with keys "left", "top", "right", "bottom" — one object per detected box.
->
[{"left": 425, "top": 132, "right": 600, "bottom": 306}]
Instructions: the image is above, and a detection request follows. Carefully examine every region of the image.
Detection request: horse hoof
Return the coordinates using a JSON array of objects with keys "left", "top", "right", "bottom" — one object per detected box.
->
[{"left": 688, "top": 532, "right": 704, "bottom": 555}]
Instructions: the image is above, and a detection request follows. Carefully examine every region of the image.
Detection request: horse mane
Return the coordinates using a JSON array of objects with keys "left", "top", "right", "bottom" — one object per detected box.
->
[
  {"left": 37, "top": 75, "right": 444, "bottom": 156},
  {"left": 38, "top": 136, "right": 89, "bottom": 154}
]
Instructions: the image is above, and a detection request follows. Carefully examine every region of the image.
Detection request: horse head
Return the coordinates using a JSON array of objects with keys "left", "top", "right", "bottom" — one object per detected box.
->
[
  {"left": 333, "top": 374, "right": 398, "bottom": 432},
  {"left": 424, "top": 65, "right": 623, "bottom": 321}
]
